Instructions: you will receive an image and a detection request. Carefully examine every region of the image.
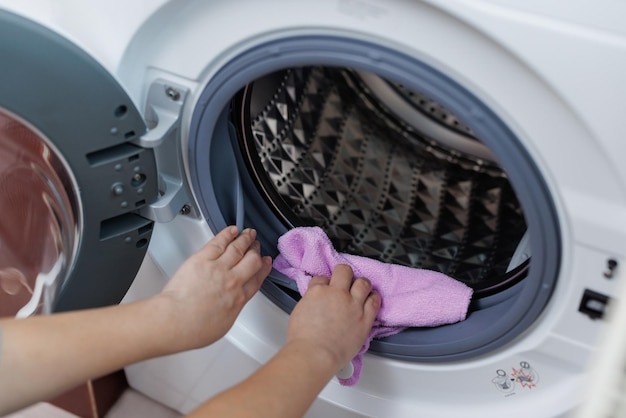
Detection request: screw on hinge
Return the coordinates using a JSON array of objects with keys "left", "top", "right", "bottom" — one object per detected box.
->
[
  {"left": 603, "top": 259, "right": 618, "bottom": 278},
  {"left": 165, "top": 86, "right": 181, "bottom": 101},
  {"left": 179, "top": 204, "right": 191, "bottom": 216}
]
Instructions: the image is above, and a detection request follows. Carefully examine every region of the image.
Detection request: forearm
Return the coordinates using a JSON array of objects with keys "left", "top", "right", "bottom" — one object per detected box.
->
[
  {"left": 0, "top": 295, "right": 177, "bottom": 414},
  {"left": 187, "top": 340, "right": 338, "bottom": 418},
  {"left": 0, "top": 226, "right": 271, "bottom": 415}
]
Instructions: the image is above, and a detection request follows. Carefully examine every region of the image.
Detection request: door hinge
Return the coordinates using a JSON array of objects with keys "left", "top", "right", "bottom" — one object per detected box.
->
[{"left": 134, "top": 79, "right": 195, "bottom": 223}]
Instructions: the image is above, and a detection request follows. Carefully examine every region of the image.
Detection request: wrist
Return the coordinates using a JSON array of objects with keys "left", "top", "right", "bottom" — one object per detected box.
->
[
  {"left": 140, "top": 294, "right": 186, "bottom": 355},
  {"left": 283, "top": 338, "right": 344, "bottom": 378}
]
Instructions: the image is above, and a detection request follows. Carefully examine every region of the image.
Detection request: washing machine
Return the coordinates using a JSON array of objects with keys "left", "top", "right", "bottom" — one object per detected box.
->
[{"left": 1, "top": 0, "right": 625, "bottom": 416}]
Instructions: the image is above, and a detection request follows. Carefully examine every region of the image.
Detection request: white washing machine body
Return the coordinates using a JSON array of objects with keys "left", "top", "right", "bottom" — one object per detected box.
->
[{"left": 1, "top": 1, "right": 625, "bottom": 417}]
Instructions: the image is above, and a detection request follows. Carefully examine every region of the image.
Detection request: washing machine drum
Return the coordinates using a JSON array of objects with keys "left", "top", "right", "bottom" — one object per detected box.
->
[
  {"left": 189, "top": 48, "right": 559, "bottom": 361},
  {"left": 233, "top": 66, "right": 528, "bottom": 296}
]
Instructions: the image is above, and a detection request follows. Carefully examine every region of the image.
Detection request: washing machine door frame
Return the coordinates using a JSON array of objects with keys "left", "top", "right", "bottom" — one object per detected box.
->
[{"left": 0, "top": 10, "right": 161, "bottom": 312}]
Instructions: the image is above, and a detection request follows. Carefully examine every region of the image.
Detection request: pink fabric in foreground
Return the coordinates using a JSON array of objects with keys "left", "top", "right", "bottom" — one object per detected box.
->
[{"left": 273, "top": 226, "right": 473, "bottom": 386}]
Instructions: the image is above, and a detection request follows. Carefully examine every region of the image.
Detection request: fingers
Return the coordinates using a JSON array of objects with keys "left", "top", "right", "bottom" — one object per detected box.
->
[
  {"left": 232, "top": 239, "right": 262, "bottom": 274},
  {"left": 228, "top": 232, "right": 272, "bottom": 299},
  {"left": 241, "top": 256, "right": 273, "bottom": 299},
  {"left": 329, "top": 264, "right": 354, "bottom": 288},
  {"left": 200, "top": 225, "right": 239, "bottom": 260},
  {"left": 222, "top": 228, "right": 259, "bottom": 266},
  {"left": 314, "top": 264, "right": 379, "bottom": 312},
  {"left": 198, "top": 226, "right": 271, "bottom": 298},
  {"left": 234, "top": 241, "right": 268, "bottom": 282},
  {"left": 350, "top": 277, "right": 372, "bottom": 302},
  {"left": 309, "top": 274, "right": 330, "bottom": 287},
  {"left": 201, "top": 226, "right": 259, "bottom": 267},
  {"left": 364, "top": 291, "right": 381, "bottom": 321},
  {"left": 328, "top": 264, "right": 374, "bottom": 299}
]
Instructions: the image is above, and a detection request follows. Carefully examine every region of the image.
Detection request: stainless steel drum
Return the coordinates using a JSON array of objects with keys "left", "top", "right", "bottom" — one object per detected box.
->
[{"left": 234, "top": 66, "right": 528, "bottom": 296}]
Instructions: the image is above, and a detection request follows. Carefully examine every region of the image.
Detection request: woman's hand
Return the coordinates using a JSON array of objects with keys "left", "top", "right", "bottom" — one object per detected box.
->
[
  {"left": 0, "top": 225, "right": 272, "bottom": 415},
  {"left": 159, "top": 226, "right": 273, "bottom": 351},
  {"left": 187, "top": 264, "right": 380, "bottom": 418},
  {"left": 286, "top": 264, "right": 380, "bottom": 373}
]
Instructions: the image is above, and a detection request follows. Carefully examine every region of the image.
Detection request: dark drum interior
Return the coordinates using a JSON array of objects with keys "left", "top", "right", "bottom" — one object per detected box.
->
[{"left": 231, "top": 66, "right": 529, "bottom": 298}]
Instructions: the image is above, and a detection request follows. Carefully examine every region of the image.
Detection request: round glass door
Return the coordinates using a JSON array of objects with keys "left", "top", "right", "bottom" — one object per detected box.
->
[{"left": 0, "top": 108, "right": 79, "bottom": 317}]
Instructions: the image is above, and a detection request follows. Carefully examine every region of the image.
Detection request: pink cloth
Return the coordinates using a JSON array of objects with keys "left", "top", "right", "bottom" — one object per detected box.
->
[{"left": 274, "top": 227, "right": 473, "bottom": 386}]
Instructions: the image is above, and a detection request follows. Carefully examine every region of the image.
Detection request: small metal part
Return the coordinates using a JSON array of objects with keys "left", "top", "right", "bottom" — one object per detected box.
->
[
  {"left": 111, "top": 183, "right": 124, "bottom": 196},
  {"left": 179, "top": 204, "right": 191, "bottom": 215},
  {"left": 165, "top": 86, "right": 181, "bottom": 101},
  {"left": 604, "top": 259, "right": 618, "bottom": 278},
  {"left": 131, "top": 173, "right": 146, "bottom": 188}
]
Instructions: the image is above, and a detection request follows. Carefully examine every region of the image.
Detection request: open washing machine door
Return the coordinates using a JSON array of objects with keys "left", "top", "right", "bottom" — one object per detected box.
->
[{"left": 0, "top": 10, "right": 161, "bottom": 315}]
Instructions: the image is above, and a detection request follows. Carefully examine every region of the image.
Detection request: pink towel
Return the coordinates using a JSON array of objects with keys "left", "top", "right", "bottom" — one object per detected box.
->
[{"left": 274, "top": 227, "right": 473, "bottom": 386}]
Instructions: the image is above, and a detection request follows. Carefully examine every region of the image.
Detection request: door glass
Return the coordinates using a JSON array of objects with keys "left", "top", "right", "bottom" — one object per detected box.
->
[{"left": 0, "top": 109, "right": 79, "bottom": 317}]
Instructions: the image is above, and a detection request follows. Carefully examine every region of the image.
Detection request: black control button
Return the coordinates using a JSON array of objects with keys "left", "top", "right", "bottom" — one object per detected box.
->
[{"left": 578, "top": 289, "right": 610, "bottom": 320}]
